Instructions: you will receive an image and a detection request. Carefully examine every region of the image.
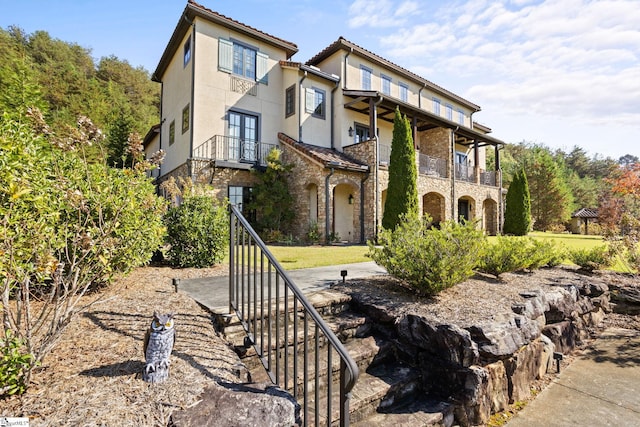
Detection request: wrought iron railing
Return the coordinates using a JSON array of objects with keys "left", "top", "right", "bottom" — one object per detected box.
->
[
  {"left": 455, "top": 163, "right": 476, "bottom": 182},
  {"left": 479, "top": 169, "right": 497, "bottom": 186},
  {"left": 229, "top": 205, "right": 359, "bottom": 426},
  {"left": 418, "top": 153, "right": 447, "bottom": 178},
  {"left": 378, "top": 143, "right": 391, "bottom": 165},
  {"left": 193, "top": 135, "right": 275, "bottom": 166}
]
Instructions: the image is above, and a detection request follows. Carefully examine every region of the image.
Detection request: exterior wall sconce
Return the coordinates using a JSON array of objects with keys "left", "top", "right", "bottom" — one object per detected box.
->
[
  {"left": 348, "top": 126, "right": 354, "bottom": 137},
  {"left": 348, "top": 194, "right": 354, "bottom": 204}
]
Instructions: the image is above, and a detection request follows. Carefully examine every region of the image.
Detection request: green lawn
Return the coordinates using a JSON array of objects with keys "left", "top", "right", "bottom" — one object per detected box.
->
[{"left": 267, "top": 245, "right": 371, "bottom": 270}]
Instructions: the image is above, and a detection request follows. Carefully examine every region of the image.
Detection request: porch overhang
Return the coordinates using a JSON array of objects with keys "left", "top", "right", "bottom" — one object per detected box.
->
[{"left": 342, "top": 90, "right": 505, "bottom": 148}]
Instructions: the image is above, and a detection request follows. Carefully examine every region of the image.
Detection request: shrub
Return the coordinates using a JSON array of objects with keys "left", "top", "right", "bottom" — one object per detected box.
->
[
  {"left": 165, "top": 195, "right": 228, "bottom": 267},
  {"left": 503, "top": 168, "right": 531, "bottom": 235},
  {"left": 478, "top": 237, "right": 566, "bottom": 278},
  {"left": 568, "top": 245, "right": 613, "bottom": 271},
  {"left": 305, "top": 221, "right": 322, "bottom": 244},
  {"left": 1, "top": 112, "right": 166, "bottom": 391},
  {"left": 0, "top": 330, "right": 34, "bottom": 397},
  {"left": 369, "top": 216, "right": 485, "bottom": 295}
]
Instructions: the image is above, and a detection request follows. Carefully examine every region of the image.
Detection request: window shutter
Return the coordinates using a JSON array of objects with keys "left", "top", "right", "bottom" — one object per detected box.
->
[
  {"left": 305, "top": 88, "right": 315, "bottom": 113},
  {"left": 257, "top": 51, "right": 269, "bottom": 85},
  {"left": 218, "top": 38, "right": 233, "bottom": 73}
]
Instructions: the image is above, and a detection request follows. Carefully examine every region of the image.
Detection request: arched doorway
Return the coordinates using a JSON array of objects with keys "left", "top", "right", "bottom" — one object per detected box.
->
[
  {"left": 333, "top": 184, "right": 355, "bottom": 242},
  {"left": 423, "top": 192, "right": 445, "bottom": 226},
  {"left": 457, "top": 196, "right": 475, "bottom": 222},
  {"left": 483, "top": 198, "right": 498, "bottom": 235}
]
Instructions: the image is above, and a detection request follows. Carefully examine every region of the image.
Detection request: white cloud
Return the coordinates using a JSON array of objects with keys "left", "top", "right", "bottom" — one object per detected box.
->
[{"left": 348, "top": 0, "right": 421, "bottom": 28}]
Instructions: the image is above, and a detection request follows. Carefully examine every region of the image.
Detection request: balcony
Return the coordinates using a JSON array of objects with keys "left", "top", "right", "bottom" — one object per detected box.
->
[
  {"left": 418, "top": 153, "right": 447, "bottom": 178},
  {"left": 480, "top": 169, "right": 498, "bottom": 186},
  {"left": 455, "top": 163, "right": 476, "bottom": 183},
  {"left": 193, "top": 135, "right": 275, "bottom": 167}
]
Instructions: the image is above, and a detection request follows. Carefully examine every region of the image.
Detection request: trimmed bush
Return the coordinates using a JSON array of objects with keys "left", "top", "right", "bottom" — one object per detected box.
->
[
  {"left": 165, "top": 196, "right": 228, "bottom": 267},
  {"left": 369, "top": 216, "right": 485, "bottom": 295},
  {"left": 568, "top": 245, "right": 613, "bottom": 271},
  {"left": 478, "top": 236, "right": 566, "bottom": 278},
  {"left": 503, "top": 168, "right": 531, "bottom": 235},
  {"left": 0, "top": 331, "right": 34, "bottom": 397}
]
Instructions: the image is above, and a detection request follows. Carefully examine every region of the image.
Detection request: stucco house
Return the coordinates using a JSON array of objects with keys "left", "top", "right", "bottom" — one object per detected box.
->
[{"left": 146, "top": 0, "right": 505, "bottom": 243}]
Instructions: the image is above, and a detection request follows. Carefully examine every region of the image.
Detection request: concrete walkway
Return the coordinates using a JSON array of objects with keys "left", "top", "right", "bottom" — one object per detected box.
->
[
  {"left": 506, "top": 327, "right": 640, "bottom": 427},
  {"left": 178, "top": 261, "right": 387, "bottom": 314}
]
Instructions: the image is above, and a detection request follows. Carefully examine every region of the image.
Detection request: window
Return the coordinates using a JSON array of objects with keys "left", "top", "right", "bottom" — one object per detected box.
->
[
  {"left": 456, "top": 152, "right": 468, "bottom": 164},
  {"left": 218, "top": 38, "right": 268, "bottom": 84},
  {"left": 458, "top": 109, "right": 465, "bottom": 125},
  {"left": 446, "top": 104, "right": 453, "bottom": 121},
  {"left": 285, "top": 85, "right": 295, "bottom": 117},
  {"left": 361, "top": 66, "right": 372, "bottom": 90},
  {"left": 354, "top": 123, "right": 371, "bottom": 143},
  {"left": 183, "top": 36, "right": 191, "bottom": 67},
  {"left": 381, "top": 74, "right": 391, "bottom": 95},
  {"left": 169, "top": 120, "right": 175, "bottom": 145},
  {"left": 182, "top": 104, "right": 190, "bottom": 133},
  {"left": 228, "top": 111, "right": 258, "bottom": 161},
  {"left": 305, "top": 87, "right": 326, "bottom": 119},
  {"left": 399, "top": 83, "right": 408, "bottom": 102},
  {"left": 433, "top": 98, "right": 441, "bottom": 115}
]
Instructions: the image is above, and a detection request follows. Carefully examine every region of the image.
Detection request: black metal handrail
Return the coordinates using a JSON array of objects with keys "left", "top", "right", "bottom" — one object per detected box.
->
[{"left": 229, "top": 205, "right": 359, "bottom": 426}]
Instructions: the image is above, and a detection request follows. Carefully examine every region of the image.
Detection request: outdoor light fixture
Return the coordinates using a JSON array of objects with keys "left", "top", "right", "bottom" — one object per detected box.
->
[
  {"left": 341, "top": 270, "right": 348, "bottom": 283},
  {"left": 348, "top": 194, "right": 354, "bottom": 204},
  {"left": 348, "top": 126, "right": 354, "bottom": 137},
  {"left": 553, "top": 352, "right": 563, "bottom": 373}
]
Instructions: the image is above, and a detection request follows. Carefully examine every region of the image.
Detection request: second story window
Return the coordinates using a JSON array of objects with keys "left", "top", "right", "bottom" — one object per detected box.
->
[
  {"left": 361, "top": 66, "right": 372, "bottom": 90},
  {"left": 169, "top": 120, "right": 175, "bottom": 145},
  {"left": 285, "top": 85, "right": 295, "bottom": 117},
  {"left": 306, "top": 87, "right": 326, "bottom": 119},
  {"left": 218, "top": 38, "right": 269, "bottom": 84},
  {"left": 458, "top": 109, "right": 465, "bottom": 125},
  {"left": 381, "top": 74, "right": 391, "bottom": 95},
  {"left": 446, "top": 104, "right": 453, "bottom": 121},
  {"left": 433, "top": 98, "right": 441, "bottom": 116},
  {"left": 399, "top": 83, "right": 408, "bottom": 102},
  {"left": 182, "top": 104, "right": 190, "bottom": 133},
  {"left": 183, "top": 36, "right": 191, "bottom": 67}
]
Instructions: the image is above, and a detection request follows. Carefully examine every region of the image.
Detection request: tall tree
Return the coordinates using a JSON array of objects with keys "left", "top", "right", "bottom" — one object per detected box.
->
[
  {"left": 382, "top": 107, "right": 418, "bottom": 230},
  {"left": 503, "top": 168, "right": 531, "bottom": 235}
]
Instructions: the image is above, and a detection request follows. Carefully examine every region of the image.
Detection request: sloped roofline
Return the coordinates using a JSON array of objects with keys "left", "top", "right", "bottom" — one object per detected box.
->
[
  {"left": 153, "top": 0, "right": 298, "bottom": 82},
  {"left": 307, "top": 37, "right": 481, "bottom": 112}
]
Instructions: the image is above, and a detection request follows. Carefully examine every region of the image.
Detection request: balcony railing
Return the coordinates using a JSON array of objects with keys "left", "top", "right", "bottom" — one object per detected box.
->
[
  {"left": 193, "top": 135, "right": 275, "bottom": 167},
  {"left": 455, "top": 163, "right": 476, "bottom": 182},
  {"left": 418, "top": 153, "right": 447, "bottom": 178},
  {"left": 480, "top": 169, "right": 498, "bottom": 186}
]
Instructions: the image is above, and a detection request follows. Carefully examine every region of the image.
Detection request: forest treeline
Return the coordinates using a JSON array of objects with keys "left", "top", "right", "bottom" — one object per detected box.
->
[
  {"left": 0, "top": 26, "right": 159, "bottom": 166},
  {"left": 1, "top": 26, "right": 637, "bottom": 232}
]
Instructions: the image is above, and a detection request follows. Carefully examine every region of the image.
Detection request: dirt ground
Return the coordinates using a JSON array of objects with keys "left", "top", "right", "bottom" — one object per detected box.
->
[{"left": 2, "top": 264, "right": 638, "bottom": 426}]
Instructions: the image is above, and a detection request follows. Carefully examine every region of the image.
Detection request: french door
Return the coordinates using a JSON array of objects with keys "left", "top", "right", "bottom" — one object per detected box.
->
[{"left": 228, "top": 112, "right": 257, "bottom": 162}]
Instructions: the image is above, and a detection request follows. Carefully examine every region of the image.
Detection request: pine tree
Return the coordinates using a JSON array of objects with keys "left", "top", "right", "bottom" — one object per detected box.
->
[
  {"left": 382, "top": 107, "right": 418, "bottom": 230},
  {"left": 503, "top": 168, "right": 531, "bottom": 235}
]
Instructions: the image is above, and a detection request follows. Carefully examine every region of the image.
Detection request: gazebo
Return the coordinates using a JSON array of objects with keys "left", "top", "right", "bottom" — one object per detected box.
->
[{"left": 570, "top": 208, "right": 599, "bottom": 235}]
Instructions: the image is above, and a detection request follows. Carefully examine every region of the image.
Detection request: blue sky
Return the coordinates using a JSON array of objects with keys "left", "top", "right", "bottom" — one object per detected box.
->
[{"left": 2, "top": 0, "right": 638, "bottom": 160}]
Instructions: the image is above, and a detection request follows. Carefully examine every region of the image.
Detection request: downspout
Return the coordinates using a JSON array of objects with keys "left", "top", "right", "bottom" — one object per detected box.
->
[
  {"left": 298, "top": 70, "right": 307, "bottom": 142},
  {"left": 418, "top": 82, "right": 426, "bottom": 109},
  {"left": 451, "top": 126, "right": 459, "bottom": 220},
  {"left": 360, "top": 170, "right": 370, "bottom": 243},
  {"left": 330, "top": 79, "right": 339, "bottom": 149},
  {"left": 343, "top": 47, "right": 353, "bottom": 90},
  {"left": 325, "top": 168, "right": 335, "bottom": 244},
  {"left": 184, "top": 14, "right": 196, "bottom": 182},
  {"left": 373, "top": 96, "right": 383, "bottom": 240}
]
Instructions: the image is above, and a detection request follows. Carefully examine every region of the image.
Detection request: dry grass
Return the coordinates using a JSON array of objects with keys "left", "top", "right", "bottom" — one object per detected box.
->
[{"left": 2, "top": 264, "right": 245, "bottom": 427}]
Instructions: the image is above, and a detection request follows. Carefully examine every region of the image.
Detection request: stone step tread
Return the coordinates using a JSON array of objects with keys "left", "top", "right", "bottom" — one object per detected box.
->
[
  {"left": 352, "top": 399, "right": 454, "bottom": 427},
  {"left": 303, "top": 362, "right": 420, "bottom": 425},
  {"left": 226, "top": 310, "right": 368, "bottom": 352}
]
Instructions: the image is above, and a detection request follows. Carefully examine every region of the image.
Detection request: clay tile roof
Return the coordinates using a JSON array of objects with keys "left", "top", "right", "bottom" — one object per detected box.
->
[
  {"left": 187, "top": 1, "right": 298, "bottom": 53},
  {"left": 572, "top": 208, "right": 598, "bottom": 218},
  {"left": 278, "top": 133, "right": 369, "bottom": 173}
]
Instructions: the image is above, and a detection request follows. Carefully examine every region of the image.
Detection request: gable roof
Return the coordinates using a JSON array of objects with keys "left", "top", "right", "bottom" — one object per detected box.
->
[
  {"left": 307, "top": 37, "right": 480, "bottom": 112},
  {"left": 278, "top": 133, "right": 369, "bottom": 173},
  {"left": 153, "top": 1, "right": 298, "bottom": 81}
]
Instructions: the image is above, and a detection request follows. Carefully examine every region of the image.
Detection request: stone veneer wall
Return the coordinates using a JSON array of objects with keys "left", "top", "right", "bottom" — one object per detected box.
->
[{"left": 344, "top": 141, "right": 377, "bottom": 241}]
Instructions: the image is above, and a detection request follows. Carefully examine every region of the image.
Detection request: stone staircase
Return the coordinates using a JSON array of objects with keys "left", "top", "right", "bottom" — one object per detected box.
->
[{"left": 221, "top": 288, "right": 454, "bottom": 427}]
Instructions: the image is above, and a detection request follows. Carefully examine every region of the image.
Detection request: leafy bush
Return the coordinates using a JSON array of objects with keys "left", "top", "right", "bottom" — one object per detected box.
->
[
  {"left": 568, "top": 245, "right": 613, "bottom": 271},
  {"left": 1, "top": 112, "right": 166, "bottom": 391},
  {"left": 369, "top": 216, "right": 485, "bottom": 295},
  {"left": 478, "top": 236, "right": 566, "bottom": 278},
  {"left": 305, "top": 221, "right": 322, "bottom": 244},
  {"left": 165, "top": 195, "right": 228, "bottom": 267},
  {"left": 0, "top": 330, "right": 34, "bottom": 397}
]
